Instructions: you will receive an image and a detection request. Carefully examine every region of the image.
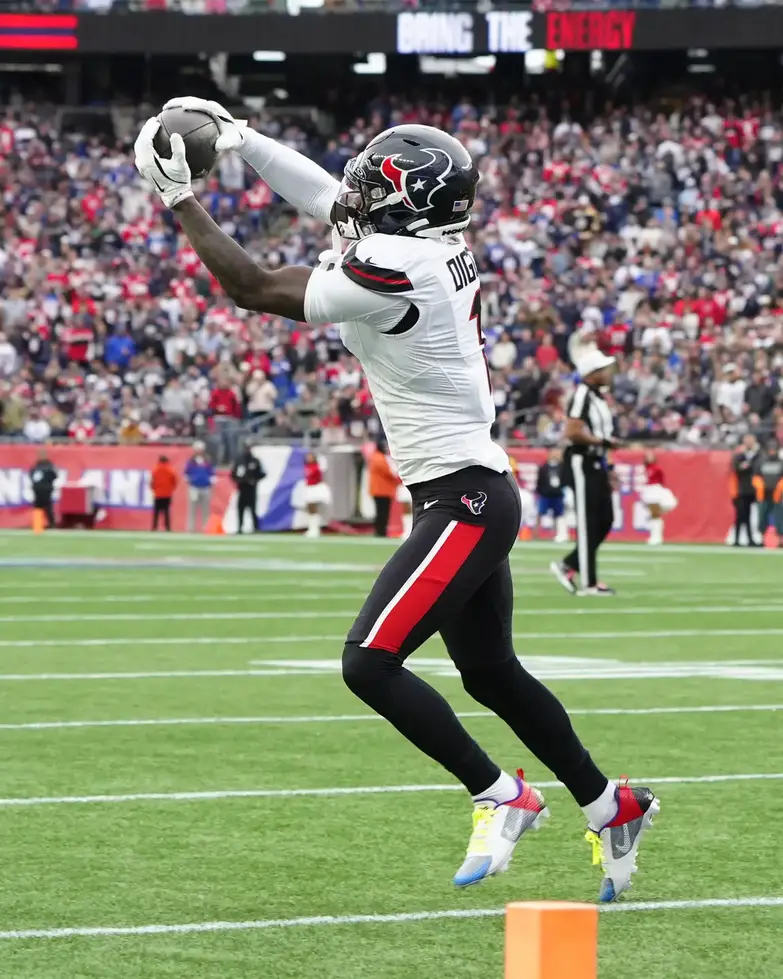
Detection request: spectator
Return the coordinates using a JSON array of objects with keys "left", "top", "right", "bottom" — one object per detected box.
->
[
  {"left": 0, "top": 331, "right": 17, "bottom": 378},
  {"left": 160, "top": 377, "right": 194, "bottom": 422},
  {"left": 489, "top": 332, "right": 517, "bottom": 371},
  {"left": 184, "top": 440, "right": 215, "bottom": 533},
  {"left": 714, "top": 365, "right": 747, "bottom": 422},
  {"left": 745, "top": 372, "right": 777, "bottom": 420},
  {"left": 22, "top": 407, "right": 51, "bottom": 444},
  {"left": 209, "top": 371, "right": 243, "bottom": 463},
  {"left": 244, "top": 370, "right": 278, "bottom": 425},
  {"left": 104, "top": 327, "right": 137, "bottom": 372}
]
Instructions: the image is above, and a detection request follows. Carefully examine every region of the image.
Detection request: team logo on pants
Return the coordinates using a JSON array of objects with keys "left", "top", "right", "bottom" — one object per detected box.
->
[{"left": 461, "top": 490, "right": 487, "bottom": 516}]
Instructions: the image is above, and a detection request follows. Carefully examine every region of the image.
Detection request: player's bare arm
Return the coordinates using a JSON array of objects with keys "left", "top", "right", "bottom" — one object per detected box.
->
[{"left": 171, "top": 196, "right": 312, "bottom": 320}]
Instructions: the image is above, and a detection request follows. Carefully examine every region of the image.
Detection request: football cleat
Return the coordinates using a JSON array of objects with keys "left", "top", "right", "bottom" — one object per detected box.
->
[
  {"left": 579, "top": 583, "right": 616, "bottom": 596},
  {"left": 453, "top": 771, "right": 549, "bottom": 887},
  {"left": 585, "top": 780, "right": 660, "bottom": 903},
  {"left": 550, "top": 561, "right": 578, "bottom": 595}
]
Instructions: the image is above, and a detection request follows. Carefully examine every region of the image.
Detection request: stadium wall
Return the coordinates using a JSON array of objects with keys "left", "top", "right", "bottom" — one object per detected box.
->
[{"left": 0, "top": 445, "right": 735, "bottom": 542}]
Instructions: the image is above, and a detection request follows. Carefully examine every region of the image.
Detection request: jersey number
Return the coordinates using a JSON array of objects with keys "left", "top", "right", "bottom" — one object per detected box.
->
[{"left": 470, "top": 288, "right": 492, "bottom": 394}]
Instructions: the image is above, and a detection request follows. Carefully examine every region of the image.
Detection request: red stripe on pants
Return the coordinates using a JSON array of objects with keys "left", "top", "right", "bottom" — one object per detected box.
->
[{"left": 365, "top": 521, "right": 485, "bottom": 653}]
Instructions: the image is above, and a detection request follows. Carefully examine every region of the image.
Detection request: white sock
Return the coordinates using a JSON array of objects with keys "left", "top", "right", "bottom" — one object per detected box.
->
[
  {"left": 307, "top": 511, "right": 321, "bottom": 537},
  {"left": 401, "top": 513, "right": 413, "bottom": 539},
  {"left": 472, "top": 770, "right": 520, "bottom": 806},
  {"left": 554, "top": 516, "right": 568, "bottom": 541},
  {"left": 650, "top": 517, "right": 663, "bottom": 543},
  {"left": 581, "top": 780, "right": 618, "bottom": 831}
]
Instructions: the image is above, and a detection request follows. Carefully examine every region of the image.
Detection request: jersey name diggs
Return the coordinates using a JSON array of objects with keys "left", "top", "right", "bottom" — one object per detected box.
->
[{"left": 446, "top": 247, "right": 478, "bottom": 292}]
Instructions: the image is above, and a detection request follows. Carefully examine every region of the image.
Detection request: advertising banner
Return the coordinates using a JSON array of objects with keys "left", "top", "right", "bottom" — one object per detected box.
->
[
  {"left": 0, "top": 444, "right": 308, "bottom": 533},
  {"left": 22, "top": 9, "right": 780, "bottom": 55},
  {"left": 508, "top": 447, "right": 735, "bottom": 544},
  {"left": 0, "top": 444, "right": 737, "bottom": 542}
]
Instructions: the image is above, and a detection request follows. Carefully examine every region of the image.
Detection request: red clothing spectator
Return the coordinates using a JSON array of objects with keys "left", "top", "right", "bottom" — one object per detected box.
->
[
  {"left": 536, "top": 337, "right": 560, "bottom": 371},
  {"left": 68, "top": 419, "right": 96, "bottom": 441},
  {"left": 209, "top": 386, "right": 242, "bottom": 419}
]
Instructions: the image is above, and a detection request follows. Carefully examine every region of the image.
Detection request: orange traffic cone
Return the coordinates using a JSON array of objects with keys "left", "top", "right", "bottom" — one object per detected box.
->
[
  {"left": 204, "top": 514, "right": 224, "bottom": 535},
  {"left": 518, "top": 525, "right": 533, "bottom": 541},
  {"left": 763, "top": 525, "right": 777, "bottom": 549},
  {"left": 31, "top": 508, "right": 46, "bottom": 535},
  {"left": 505, "top": 902, "right": 598, "bottom": 979}
]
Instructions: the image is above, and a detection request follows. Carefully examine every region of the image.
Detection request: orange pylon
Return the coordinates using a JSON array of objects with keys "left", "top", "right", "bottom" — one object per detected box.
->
[
  {"left": 204, "top": 514, "right": 224, "bottom": 535},
  {"left": 31, "top": 508, "right": 46, "bottom": 534},
  {"left": 505, "top": 902, "right": 598, "bottom": 979}
]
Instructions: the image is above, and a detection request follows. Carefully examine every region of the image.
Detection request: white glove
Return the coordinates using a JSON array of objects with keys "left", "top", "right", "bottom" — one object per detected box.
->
[
  {"left": 134, "top": 117, "right": 193, "bottom": 209},
  {"left": 161, "top": 96, "right": 248, "bottom": 154}
]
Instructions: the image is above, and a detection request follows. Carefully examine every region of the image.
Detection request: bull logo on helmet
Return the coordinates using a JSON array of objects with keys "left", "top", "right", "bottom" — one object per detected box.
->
[{"left": 379, "top": 148, "right": 453, "bottom": 213}]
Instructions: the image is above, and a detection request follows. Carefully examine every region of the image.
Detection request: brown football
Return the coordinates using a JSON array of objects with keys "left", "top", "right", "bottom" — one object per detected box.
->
[{"left": 153, "top": 107, "right": 220, "bottom": 179}]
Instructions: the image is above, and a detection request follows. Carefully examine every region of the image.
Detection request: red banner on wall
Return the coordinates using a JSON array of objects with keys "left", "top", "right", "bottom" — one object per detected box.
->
[
  {"left": 508, "top": 448, "right": 734, "bottom": 544},
  {"left": 0, "top": 444, "right": 233, "bottom": 532},
  {"left": 0, "top": 444, "right": 736, "bottom": 542}
]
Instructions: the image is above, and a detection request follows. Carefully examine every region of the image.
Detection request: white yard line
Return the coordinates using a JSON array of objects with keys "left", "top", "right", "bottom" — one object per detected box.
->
[
  {"left": 1, "top": 704, "right": 780, "bottom": 732},
  {"left": 0, "top": 896, "right": 780, "bottom": 941},
  {"left": 0, "top": 592, "right": 366, "bottom": 606},
  {"left": 3, "top": 628, "right": 783, "bottom": 650},
  {"left": 0, "top": 772, "right": 780, "bottom": 809},
  {"left": 0, "top": 667, "right": 336, "bottom": 679},
  {"left": 2, "top": 605, "right": 783, "bottom": 624},
  {"left": 4, "top": 655, "right": 783, "bottom": 681},
  {"left": 0, "top": 529, "right": 779, "bottom": 555}
]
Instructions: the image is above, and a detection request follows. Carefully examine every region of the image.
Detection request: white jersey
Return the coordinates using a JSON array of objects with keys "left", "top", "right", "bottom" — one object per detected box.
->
[{"left": 304, "top": 232, "right": 509, "bottom": 485}]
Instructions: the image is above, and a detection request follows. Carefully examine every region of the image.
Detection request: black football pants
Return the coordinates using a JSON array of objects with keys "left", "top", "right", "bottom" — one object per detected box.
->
[
  {"left": 237, "top": 489, "right": 258, "bottom": 533},
  {"left": 342, "top": 466, "right": 607, "bottom": 804},
  {"left": 563, "top": 457, "right": 614, "bottom": 589},
  {"left": 733, "top": 494, "right": 757, "bottom": 545},
  {"left": 152, "top": 497, "right": 172, "bottom": 531},
  {"left": 33, "top": 492, "right": 55, "bottom": 529}
]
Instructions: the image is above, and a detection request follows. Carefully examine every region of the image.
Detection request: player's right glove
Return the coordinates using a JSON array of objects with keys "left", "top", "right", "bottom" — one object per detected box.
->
[
  {"left": 134, "top": 117, "right": 193, "bottom": 209},
  {"left": 161, "top": 96, "right": 248, "bottom": 154}
]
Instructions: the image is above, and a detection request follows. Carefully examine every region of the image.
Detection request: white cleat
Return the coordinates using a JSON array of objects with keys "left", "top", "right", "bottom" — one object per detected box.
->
[
  {"left": 453, "top": 771, "right": 549, "bottom": 887},
  {"left": 586, "top": 780, "right": 660, "bottom": 903}
]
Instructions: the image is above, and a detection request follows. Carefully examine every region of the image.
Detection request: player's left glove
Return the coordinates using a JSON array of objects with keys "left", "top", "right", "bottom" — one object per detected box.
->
[
  {"left": 161, "top": 96, "right": 248, "bottom": 154},
  {"left": 134, "top": 116, "right": 193, "bottom": 209}
]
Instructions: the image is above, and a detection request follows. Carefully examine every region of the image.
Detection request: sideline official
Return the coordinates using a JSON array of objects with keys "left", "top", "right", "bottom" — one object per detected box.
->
[
  {"left": 232, "top": 443, "right": 265, "bottom": 533},
  {"left": 535, "top": 447, "right": 568, "bottom": 543},
  {"left": 551, "top": 340, "right": 618, "bottom": 596},
  {"left": 731, "top": 434, "right": 760, "bottom": 547},
  {"left": 753, "top": 441, "right": 783, "bottom": 546},
  {"left": 29, "top": 449, "right": 57, "bottom": 529}
]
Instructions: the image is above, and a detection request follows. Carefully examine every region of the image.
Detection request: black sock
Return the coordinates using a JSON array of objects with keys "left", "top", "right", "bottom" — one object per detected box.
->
[
  {"left": 342, "top": 643, "right": 499, "bottom": 795},
  {"left": 460, "top": 655, "right": 608, "bottom": 806}
]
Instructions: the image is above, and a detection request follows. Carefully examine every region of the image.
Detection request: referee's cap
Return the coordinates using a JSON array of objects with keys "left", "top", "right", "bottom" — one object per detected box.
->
[{"left": 576, "top": 347, "right": 616, "bottom": 378}]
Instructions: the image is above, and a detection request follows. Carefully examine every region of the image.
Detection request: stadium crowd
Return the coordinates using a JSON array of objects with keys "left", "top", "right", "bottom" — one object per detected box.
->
[{"left": 2, "top": 93, "right": 783, "bottom": 462}]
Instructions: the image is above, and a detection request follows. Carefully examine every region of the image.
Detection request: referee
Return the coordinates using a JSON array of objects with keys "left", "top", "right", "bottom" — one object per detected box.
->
[{"left": 551, "top": 341, "right": 618, "bottom": 596}]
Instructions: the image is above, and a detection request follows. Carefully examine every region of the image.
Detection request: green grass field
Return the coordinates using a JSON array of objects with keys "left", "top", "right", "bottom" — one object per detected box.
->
[{"left": 0, "top": 531, "right": 781, "bottom": 979}]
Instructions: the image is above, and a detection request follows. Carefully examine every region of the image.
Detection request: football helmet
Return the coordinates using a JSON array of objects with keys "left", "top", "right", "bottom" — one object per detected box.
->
[{"left": 332, "top": 124, "right": 479, "bottom": 241}]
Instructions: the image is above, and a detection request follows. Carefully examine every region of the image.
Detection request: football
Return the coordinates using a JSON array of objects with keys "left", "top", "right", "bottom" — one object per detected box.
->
[{"left": 153, "top": 106, "right": 220, "bottom": 179}]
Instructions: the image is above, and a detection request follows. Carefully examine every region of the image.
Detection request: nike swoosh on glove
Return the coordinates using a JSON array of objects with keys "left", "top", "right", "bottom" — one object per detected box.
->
[
  {"left": 162, "top": 96, "right": 248, "bottom": 154},
  {"left": 134, "top": 117, "right": 194, "bottom": 209}
]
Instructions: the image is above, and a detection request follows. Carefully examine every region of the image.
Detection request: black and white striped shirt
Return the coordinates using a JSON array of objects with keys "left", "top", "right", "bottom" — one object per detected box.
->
[{"left": 565, "top": 383, "right": 614, "bottom": 459}]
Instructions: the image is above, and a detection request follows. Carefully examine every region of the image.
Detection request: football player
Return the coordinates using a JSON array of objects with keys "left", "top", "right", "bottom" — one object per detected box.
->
[{"left": 134, "top": 101, "right": 659, "bottom": 900}]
